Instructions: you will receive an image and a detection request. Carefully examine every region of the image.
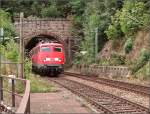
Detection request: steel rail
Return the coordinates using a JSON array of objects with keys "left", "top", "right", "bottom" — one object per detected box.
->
[
  {"left": 50, "top": 77, "right": 149, "bottom": 114},
  {"left": 63, "top": 72, "right": 150, "bottom": 96}
]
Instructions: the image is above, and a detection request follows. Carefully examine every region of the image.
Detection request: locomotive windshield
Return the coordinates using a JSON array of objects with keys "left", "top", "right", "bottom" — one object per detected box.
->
[
  {"left": 41, "top": 47, "right": 50, "bottom": 52},
  {"left": 54, "top": 47, "right": 62, "bottom": 52}
]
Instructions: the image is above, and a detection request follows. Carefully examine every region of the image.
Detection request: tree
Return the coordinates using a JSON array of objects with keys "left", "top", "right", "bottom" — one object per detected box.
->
[{"left": 0, "top": 9, "right": 14, "bottom": 37}]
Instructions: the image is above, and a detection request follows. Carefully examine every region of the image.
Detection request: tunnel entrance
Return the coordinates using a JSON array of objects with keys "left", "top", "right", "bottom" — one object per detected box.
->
[
  {"left": 24, "top": 34, "right": 72, "bottom": 65},
  {"left": 25, "top": 34, "right": 62, "bottom": 54}
]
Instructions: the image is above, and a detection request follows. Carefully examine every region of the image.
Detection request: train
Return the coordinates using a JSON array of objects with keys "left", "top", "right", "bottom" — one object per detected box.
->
[{"left": 30, "top": 41, "right": 65, "bottom": 76}]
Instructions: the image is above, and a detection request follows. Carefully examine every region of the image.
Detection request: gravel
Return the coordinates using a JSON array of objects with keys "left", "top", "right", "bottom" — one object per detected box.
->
[{"left": 64, "top": 76, "right": 149, "bottom": 108}]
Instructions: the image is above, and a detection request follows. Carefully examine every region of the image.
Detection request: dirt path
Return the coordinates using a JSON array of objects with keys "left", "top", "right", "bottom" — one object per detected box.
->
[{"left": 30, "top": 82, "right": 94, "bottom": 113}]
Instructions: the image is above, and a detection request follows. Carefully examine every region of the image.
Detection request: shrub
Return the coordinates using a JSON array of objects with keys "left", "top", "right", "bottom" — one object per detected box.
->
[
  {"left": 24, "top": 58, "right": 32, "bottom": 79},
  {"left": 105, "top": 10, "right": 123, "bottom": 40},
  {"left": 41, "top": 5, "right": 61, "bottom": 17},
  {"left": 110, "top": 53, "right": 125, "bottom": 65},
  {"left": 131, "top": 48, "right": 150, "bottom": 73},
  {"left": 119, "top": 1, "right": 150, "bottom": 34},
  {"left": 135, "top": 62, "right": 149, "bottom": 80},
  {"left": 105, "top": 24, "right": 119, "bottom": 40},
  {"left": 2, "top": 39, "right": 19, "bottom": 62},
  {"left": 105, "top": 1, "right": 150, "bottom": 40},
  {"left": 124, "top": 38, "right": 133, "bottom": 54}
]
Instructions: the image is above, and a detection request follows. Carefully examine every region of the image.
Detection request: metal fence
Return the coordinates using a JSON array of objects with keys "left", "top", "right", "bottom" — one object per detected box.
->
[{"left": 0, "top": 74, "right": 30, "bottom": 114}]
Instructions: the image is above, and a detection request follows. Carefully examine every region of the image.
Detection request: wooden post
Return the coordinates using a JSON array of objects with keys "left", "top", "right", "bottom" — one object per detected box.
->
[
  {"left": 12, "top": 78, "right": 15, "bottom": 107},
  {"left": 0, "top": 28, "right": 4, "bottom": 101},
  {"left": 27, "top": 95, "right": 30, "bottom": 114},
  {"left": 19, "top": 12, "right": 24, "bottom": 78},
  {"left": 0, "top": 77, "right": 3, "bottom": 101}
]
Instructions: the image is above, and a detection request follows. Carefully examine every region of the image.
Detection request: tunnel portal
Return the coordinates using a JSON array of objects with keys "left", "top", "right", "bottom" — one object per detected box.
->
[{"left": 25, "top": 34, "right": 63, "bottom": 52}]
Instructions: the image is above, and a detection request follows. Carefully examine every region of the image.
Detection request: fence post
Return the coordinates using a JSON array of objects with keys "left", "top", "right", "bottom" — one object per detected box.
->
[
  {"left": 12, "top": 78, "right": 15, "bottom": 107},
  {"left": 27, "top": 94, "right": 30, "bottom": 114},
  {"left": 0, "top": 77, "right": 3, "bottom": 101}
]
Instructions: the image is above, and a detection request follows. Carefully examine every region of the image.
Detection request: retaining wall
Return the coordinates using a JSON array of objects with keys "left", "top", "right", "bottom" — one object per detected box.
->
[{"left": 73, "top": 64, "right": 130, "bottom": 78}]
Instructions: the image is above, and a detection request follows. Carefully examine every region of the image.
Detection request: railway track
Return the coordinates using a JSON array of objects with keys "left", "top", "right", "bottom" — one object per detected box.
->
[
  {"left": 63, "top": 72, "right": 150, "bottom": 96},
  {"left": 50, "top": 77, "right": 149, "bottom": 114}
]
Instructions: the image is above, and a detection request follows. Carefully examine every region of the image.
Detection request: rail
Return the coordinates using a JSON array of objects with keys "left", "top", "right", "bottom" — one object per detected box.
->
[{"left": 0, "top": 75, "right": 30, "bottom": 114}]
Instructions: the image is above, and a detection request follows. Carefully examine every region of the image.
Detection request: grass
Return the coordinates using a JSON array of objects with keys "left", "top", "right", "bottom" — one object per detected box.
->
[
  {"left": 27, "top": 74, "right": 55, "bottom": 93},
  {"left": 1, "top": 65, "right": 55, "bottom": 93},
  {"left": 134, "top": 62, "right": 150, "bottom": 80}
]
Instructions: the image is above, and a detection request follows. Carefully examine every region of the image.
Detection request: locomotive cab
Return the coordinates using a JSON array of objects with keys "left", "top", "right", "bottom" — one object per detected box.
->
[{"left": 30, "top": 42, "right": 65, "bottom": 76}]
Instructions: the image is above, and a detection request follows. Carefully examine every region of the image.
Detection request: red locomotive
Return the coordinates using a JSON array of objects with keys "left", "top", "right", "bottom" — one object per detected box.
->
[{"left": 30, "top": 41, "right": 65, "bottom": 76}]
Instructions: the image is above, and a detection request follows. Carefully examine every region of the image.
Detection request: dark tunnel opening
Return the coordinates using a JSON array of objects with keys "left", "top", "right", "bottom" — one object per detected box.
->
[{"left": 25, "top": 35, "right": 62, "bottom": 55}]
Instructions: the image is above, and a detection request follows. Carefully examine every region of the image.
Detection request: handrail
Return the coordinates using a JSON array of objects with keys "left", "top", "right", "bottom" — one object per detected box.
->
[
  {"left": 16, "top": 80, "right": 30, "bottom": 114},
  {"left": 0, "top": 75, "right": 30, "bottom": 114}
]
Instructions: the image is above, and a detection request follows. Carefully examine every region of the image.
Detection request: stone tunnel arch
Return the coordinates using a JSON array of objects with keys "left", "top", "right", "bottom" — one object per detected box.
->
[
  {"left": 24, "top": 32, "right": 70, "bottom": 64},
  {"left": 14, "top": 18, "right": 74, "bottom": 64},
  {"left": 25, "top": 34, "right": 64, "bottom": 51}
]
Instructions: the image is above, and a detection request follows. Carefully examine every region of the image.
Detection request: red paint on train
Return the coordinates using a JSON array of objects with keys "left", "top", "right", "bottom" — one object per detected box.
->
[{"left": 30, "top": 42, "right": 64, "bottom": 76}]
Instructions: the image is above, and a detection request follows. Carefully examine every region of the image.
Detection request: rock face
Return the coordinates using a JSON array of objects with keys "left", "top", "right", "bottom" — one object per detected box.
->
[
  {"left": 98, "top": 30, "right": 150, "bottom": 62},
  {"left": 98, "top": 41, "right": 112, "bottom": 60},
  {"left": 126, "top": 31, "right": 150, "bottom": 61}
]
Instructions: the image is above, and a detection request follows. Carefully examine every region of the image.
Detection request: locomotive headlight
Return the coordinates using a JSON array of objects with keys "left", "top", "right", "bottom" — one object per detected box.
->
[
  {"left": 54, "top": 58, "right": 61, "bottom": 62},
  {"left": 44, "top": 58, "right": 51, "bottom": 62}
]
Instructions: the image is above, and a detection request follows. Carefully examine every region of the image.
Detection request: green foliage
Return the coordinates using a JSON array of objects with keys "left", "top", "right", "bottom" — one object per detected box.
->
[
  {"left": 135, "top": 62, "right": 149, "bottom": 80},
  {"left": 119, "top": 0, "right": 150, "bottom": 34},
  {"left": 15, "top": 81, "right": 25, "bottom": 93},
  {"left": 110, "top": 53, "right": 125, "bottom": 65},
  {"left": 131, "top": 48, "right": 150, "bottom": 73},
  {"left": 124, "top": 38, "right": 133, "bottom": 54},
  {"left": 1, "top": 39, "right": 19, "bottom": 62},
  {"left": 24, "top": 58, "right": 32, "bottom": 78},
  {"left": 0, "top": 9, "right": 14, "bottom": 37},
  {"left": 105, "top": 10, "right": 123, "bottom": 40},
  {"left": 75, "top": 0, "right": 120, "bottom": 64},
  {"left": 16, "top": 74, "right": 55, "bottom": 93},
  {"left": 105, "top": 24, "right": 118, "bottom": 40},
  {"left": 69, "top": 0, "right": 86, "bottom": 15},
  {"left": 106, "top": 0, "right": 150, "bottom": 40},
  {"left": 0, "top": 9, "right": 10, "bottom": 27},
  {"left": 41, "top": 4, "right": 61, "bottom": 18},
  {"left": 28, "top": 74, "right": 55, "bottom": 93},
  {"left": 98, "top": 58, "right": 110, "bottom": 65}
]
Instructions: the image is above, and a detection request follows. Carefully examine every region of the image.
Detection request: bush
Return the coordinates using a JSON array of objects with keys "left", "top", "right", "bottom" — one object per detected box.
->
[
  {"left": 131, "top": 48, "right": 150, "bottom": 73},
  {"left": 124, "top": 38, "right": 133, "bottom": 54},
  {"left": 98, "top": 58, "right": 110, "bottom": 65},
  {"left": 1, "top": 39, "right": 19, "bottom": 62},
  {"left": 105, "top": 24, "right": 119, "bottom": 40},
  {"left": 0, "top": 9, "right": 14, "bottom": 37},
  {"left": 110, "top": 53, "right": 125, "bottom": 65},
  {"left": 119, "top": 1, "right": 150, "bottom": 34},
  {"left": 105, "top": 10, "right": 123, "bottom": 40},
  {"left": 41, "top": 5, "right": 61, "bottom": 17},
  {"left": 105, "top": 1, "right": 150, "bottom": 40},
  {"left": 135, "top": 62, "right": 149, "bottom": 80},
  {"left": 24, "top": 58, "right": 32, "bottom": 79}
]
